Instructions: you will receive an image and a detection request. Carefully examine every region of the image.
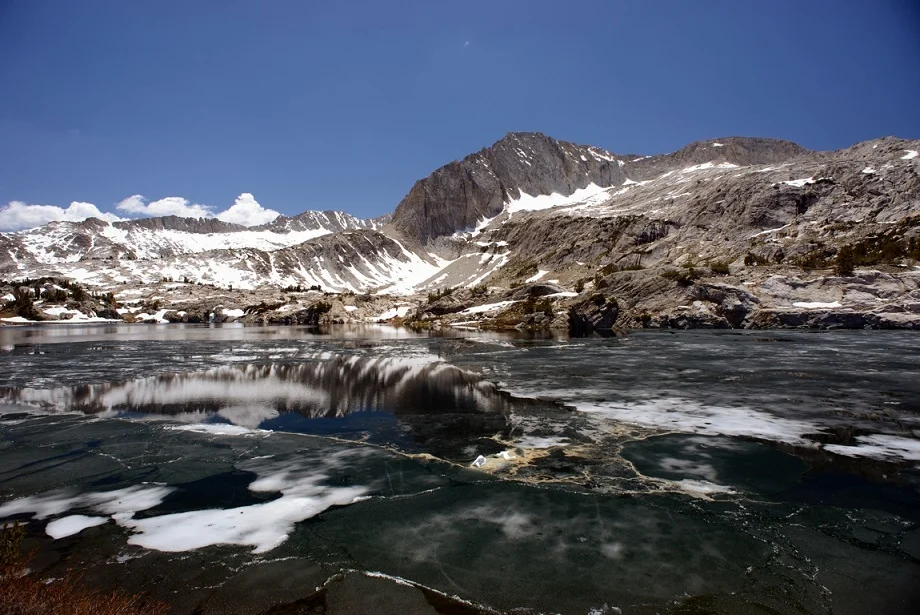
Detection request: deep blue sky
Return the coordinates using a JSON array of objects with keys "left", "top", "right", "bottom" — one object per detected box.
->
[{"left": 1, "top": 0, "right": 919, "bottom": 225}]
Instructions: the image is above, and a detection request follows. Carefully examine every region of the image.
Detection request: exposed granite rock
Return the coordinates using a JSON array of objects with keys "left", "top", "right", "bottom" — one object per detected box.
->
[
  {"left": 568, "top": 293, "right": 620, "bottom": 336},
  {"left": 390, "top": 132, "right": 629, "bottom": 243}
]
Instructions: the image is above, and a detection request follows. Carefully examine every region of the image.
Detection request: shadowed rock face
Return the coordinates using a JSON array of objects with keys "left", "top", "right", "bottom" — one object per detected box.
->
[
  {"left": 389, "top": 133, "right": 811, "bottom": 243},
  {"left": 390, "top": 132, "right": 630, "bottom": 243},
  {"left": 255, "top": 210, "right": 380, "bottom": 233},
  {"left": 114, "top": 216, "right": 246, "bottom": 234}
]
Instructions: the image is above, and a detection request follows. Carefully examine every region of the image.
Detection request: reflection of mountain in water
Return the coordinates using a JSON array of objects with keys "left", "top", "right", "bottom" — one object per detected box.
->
[{"left": 0, "top": 354, "right": 546, "bottom": 457}]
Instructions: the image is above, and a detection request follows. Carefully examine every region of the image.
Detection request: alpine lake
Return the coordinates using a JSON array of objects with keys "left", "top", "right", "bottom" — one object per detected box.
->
[{"left": 1, "top": 324, "right": 919, "bottom": 614}]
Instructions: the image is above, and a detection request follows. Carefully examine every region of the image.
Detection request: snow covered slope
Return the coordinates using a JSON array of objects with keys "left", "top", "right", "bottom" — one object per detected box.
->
[{"left": 3, "top": 133, "right": 919, "bottom": 298}]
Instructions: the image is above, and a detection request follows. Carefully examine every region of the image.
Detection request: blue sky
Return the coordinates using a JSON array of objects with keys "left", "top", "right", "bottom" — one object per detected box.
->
[{"left": 1, "top": 0, "right": 919, "bottom": 229}]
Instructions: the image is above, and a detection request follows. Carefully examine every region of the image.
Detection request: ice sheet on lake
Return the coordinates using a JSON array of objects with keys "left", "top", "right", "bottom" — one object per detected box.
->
[
  {"left": 168, "top": 423, "right": 260, "bottom": 437},
  {"left": 124, "top": 452, "right": 371, "bottom": 553},
  {"left": 674, "top": 479, "right": 735, "bottom": 496},
  {"left": 514, "top": 435, "right": 570, "bottom": 449},
  {"left": 824, "top": 434, "right": 920, "bottom": 462},
  {"left": 45, "top": 515, "right": 109, "bottom": 538},
  {"left": 576, "top": 398, "right": 817, "bottom": 446},
  {"left": 0, "top": 485, "right": 174, "bottom": 521}
]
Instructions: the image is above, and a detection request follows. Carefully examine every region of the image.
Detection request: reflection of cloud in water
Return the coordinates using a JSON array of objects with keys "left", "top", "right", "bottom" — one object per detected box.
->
[
  {"left": 658, "top": 457, "right": 719, "bottom": 483},
  {"left": 217, "top": 404, "right": 280, "bottom": 428}
]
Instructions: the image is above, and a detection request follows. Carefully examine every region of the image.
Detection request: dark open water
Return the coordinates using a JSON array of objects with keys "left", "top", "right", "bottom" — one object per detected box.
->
[{"left": 1, "top": 324, "right": 918, "bottom": 614}]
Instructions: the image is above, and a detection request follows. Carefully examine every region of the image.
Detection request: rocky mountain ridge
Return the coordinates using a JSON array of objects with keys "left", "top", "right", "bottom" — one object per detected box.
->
[{"left": 2, "top": 132, "right": 920, "bottom": 330}]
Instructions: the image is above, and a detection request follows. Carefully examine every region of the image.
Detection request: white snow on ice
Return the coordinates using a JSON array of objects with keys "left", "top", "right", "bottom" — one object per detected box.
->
[
  {"left": 168, "top": 423, "right": 260, "bottom": 437},
  {"left": 576, "top": 398, "right": 818, "bottom": 446},
  {"left": 0, "top": 485, "right": 174, "bottom": 521},
  {"left": 824, "top": 434, "right": 920, "bottom": 462},
  {"left": 45, "top": 515, "right": 109, "bottom": 539}
]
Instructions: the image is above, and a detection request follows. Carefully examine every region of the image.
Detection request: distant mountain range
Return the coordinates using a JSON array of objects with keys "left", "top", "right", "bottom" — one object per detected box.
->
[{"left": 2, "top": 131, "right": 919, "bottom": 328}]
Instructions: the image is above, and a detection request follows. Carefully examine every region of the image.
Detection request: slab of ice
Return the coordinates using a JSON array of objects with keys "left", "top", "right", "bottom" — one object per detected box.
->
[
  {"left": 168, "top": 423, "right": 258, "bottom": 437},
  {"left": 824, "top": 434, "right": 920, "bottom": 462},
  {"left": 577, "top": 398, "right": 817, "bottom": 446},
  {"left": 0, "top": 485, "right": 174, "bottom": 521},
  {"left": 45, "top": 515, "right": 109, "bottom": 539},
  {"left": 674, "top": 479, "right": 735, "bottom": 495},
  {"left": 120, "top": 452, "right": 371, "bottom": 554},
  {"left": 222, "top": 308, "right": 245, "bottom": 318},
  {"left": 0, "top": 316, "right": 34, "bottom": 324},
  {"left": 471, "top": 455, "right": 487, "bottom": 468},
  {"left": 124, "top": 489, "right": 365, "bottom": 553},
  {"left": 514, "top": 435, "right": 570, "bottom": 449}
]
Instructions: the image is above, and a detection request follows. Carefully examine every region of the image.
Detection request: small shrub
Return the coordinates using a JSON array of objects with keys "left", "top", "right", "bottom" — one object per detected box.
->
[
  {"left": 709, "top": 260, "right": 731, "bottom": 275},
  {"left": 835, "top": 246, "right": 855, "bottom": 276},
  {"left": 660, "top": 268, "right": 700, "bottom": 287},
  {"left": 0, "top": 522, "right": 170, "bottom": 615}
]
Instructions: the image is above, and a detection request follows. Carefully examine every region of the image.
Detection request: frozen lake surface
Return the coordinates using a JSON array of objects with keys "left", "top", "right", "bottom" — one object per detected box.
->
[{"left": 1, "top": 324, "right": 919, "bottom": 614}]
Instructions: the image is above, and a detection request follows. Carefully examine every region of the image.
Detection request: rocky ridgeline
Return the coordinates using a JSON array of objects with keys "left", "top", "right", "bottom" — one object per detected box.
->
[{"left": 2, "top": 132, "right": 919, "bottom": 331}]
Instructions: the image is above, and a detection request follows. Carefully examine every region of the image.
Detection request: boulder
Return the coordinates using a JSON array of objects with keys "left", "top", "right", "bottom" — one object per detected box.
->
[{"left": 568, "top": 293, "right": 619, "bottom": 336}]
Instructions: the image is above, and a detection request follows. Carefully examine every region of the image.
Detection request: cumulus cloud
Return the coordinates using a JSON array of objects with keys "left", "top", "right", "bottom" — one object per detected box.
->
[
  {"left": 0, "top": 200, "right": 123, "bottom": 231},
  {"left": 116, "top": 195, "right": 213, "bottom": 218},
  {"left": 1, "top": 192, "right": 281, "bottom": 232},
  {"left": 215, "top": 193, "right": 281, "bottom": 227}
]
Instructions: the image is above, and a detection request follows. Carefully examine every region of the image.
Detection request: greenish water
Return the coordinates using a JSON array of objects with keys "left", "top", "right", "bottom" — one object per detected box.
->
[{"left": 0, "top": 325, "right": 918, "bottom": 614}]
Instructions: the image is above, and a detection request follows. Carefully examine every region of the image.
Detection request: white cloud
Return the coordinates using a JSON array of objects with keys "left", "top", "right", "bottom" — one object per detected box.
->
[
  {"left": 215, "top": 193, "right": 280, "bottom": 227},
  {"left": 0, "top": 200, "right": 123, "bottom": 231},
  {"left": 1, "top": 192, "right": 282, "bottom": 232},
  {"left": 116, "top": 195, "right": 213, "bottom": 218}
]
